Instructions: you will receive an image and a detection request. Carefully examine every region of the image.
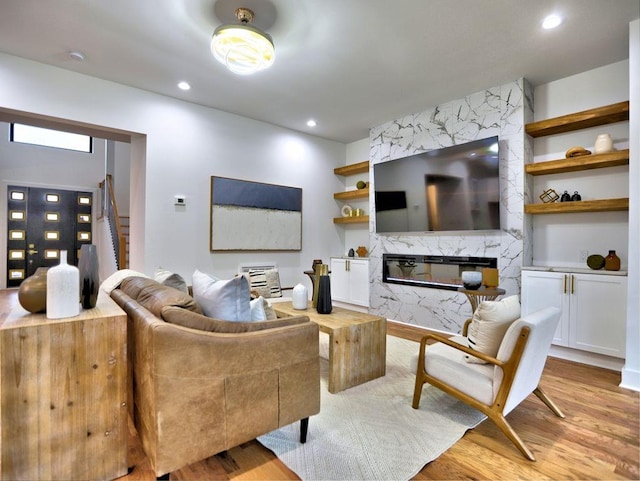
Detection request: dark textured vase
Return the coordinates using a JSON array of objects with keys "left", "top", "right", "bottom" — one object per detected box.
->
[
  {"left": 316, "top": 275, "right": 332, "bottom": 314},
  {"left": 18, "top": 267, "right": 48, "bottom": 313},
  {"left": 78, "top": 244, "right": 99, "bottom": 308}
]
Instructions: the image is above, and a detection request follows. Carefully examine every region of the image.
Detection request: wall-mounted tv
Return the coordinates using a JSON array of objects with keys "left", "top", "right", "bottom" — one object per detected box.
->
[{"left": 374, "top": 136, "right": 500, "bottom": 233}]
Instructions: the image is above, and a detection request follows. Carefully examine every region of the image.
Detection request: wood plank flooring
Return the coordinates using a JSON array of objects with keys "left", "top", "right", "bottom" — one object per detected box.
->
[{"left": 119, "top": 322, "right": 639, "bottom": 481}]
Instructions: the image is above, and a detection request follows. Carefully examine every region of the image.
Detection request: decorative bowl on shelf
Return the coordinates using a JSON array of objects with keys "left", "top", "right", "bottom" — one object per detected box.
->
[
  {"left": 461, "top": 271, "right": 482, "bottom": 289},
  {"left": 586, "top": 254, "right": 605, "bottom": 270}
]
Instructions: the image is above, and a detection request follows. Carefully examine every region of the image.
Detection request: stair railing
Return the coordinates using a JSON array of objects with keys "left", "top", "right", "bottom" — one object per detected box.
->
[{"left": 101, "top": 174, "right": 127, "bottom": 269}]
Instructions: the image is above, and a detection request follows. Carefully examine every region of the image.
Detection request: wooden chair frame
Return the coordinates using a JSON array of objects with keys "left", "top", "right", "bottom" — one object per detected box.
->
[{"left": 412, "top": 320, "right": 565, "bottom": 461}]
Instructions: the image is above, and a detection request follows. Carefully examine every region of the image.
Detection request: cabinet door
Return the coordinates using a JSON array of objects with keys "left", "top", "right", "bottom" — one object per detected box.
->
[
  {"left": 330, "top": 258, "right": 350, "bottom": 303},
  {"left": 348, "top": 259, "right": 370, "bottom": 307},
  {"left": 521, "top": 270, "right": 570, "bottom": 346},
  {"left": 570, "top": 274, "right": 627, "bottom": 358}
]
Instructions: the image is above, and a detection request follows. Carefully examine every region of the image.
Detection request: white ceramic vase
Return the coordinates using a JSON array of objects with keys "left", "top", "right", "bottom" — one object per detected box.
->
[
  {"left": 594, "top": 133, "right": 613, "bottom": 154},
  {"left": 292, "top": 283, "right": 308, "bottom": 310},
  {"left": 461, "top": 271, "right": 482, "bottom": 290},
  {"left": 46, "top": 250, "right": 80, "bottom": 319}
]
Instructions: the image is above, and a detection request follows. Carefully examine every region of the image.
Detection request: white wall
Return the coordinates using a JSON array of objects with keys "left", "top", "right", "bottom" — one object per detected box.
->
[
  {"left": 340, "top": 138, "right": 370, "bottom": 253},
  {"left": 531, "top": 60, "right": 630, "bottom": 269},
  {"left": 0, "top": 52, "right": 346, "bottom": 290}
]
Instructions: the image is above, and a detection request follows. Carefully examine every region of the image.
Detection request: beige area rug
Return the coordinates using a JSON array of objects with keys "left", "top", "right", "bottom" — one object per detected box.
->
[{"left": 258, "top": 334, "right": 486, "bottom": 481}]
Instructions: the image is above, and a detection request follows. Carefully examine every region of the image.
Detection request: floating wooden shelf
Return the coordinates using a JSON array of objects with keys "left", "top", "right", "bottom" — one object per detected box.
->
[
  {"left": 334, "top": 187, "right": 369, "bottom": 200},
  {"left": 525, "top": 149, "right": 630, "bottom": 175},
  {"left": 333, "top": 215, "right": 369, "bottom": 224},
  {"left": 525, "top": 101, "right": 629, "bottom": 138},
  {"left": 524, "top": 198, "right": 629, "bottom": 215},
  {"left": 334, "top": 161, "right": 369, "bottom": 176}
]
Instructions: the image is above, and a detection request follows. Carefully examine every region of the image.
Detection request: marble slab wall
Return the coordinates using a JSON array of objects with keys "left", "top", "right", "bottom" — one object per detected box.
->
[{"left": 368, "top": 78, "right": 534, "bottom": 333}]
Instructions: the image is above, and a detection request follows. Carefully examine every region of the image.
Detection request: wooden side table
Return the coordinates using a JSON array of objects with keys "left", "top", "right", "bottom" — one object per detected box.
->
[
  {"left": 458, "top": 286, "right": 506, "bottom": 312},
  {"left": 0, "top": 289, "right": 128, "bottom": 481}
]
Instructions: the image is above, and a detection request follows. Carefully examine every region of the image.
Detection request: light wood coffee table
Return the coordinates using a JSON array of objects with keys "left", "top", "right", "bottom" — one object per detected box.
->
[{"left": 275, "top": 301, "right": 386, "bottom": 393}]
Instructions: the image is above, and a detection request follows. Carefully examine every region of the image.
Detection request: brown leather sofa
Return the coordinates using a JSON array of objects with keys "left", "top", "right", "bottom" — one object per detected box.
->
[{"left": 110, "top": 276, "right": 320, "bottom": 478}]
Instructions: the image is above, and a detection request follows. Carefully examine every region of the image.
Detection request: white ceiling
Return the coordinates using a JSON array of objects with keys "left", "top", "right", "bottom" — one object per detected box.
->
[{"left": 0, "top": 0, "right": 638, "bottom": 143}]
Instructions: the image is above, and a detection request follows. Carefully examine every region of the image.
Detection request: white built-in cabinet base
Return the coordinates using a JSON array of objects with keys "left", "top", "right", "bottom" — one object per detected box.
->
[
  {"left": 521, "top": 268, "right": 627, "bottom": 369},
  {"left": 330, "top": 257, "right": 369, "bottom": 307}
]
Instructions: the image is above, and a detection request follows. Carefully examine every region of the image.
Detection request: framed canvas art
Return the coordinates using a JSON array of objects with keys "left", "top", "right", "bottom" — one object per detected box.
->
[{"left": 210, "top": 176, "right": 302, "bottom": 251}]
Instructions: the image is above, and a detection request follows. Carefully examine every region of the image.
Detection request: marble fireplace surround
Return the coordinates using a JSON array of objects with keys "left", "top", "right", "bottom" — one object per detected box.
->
[{"left": 368, "top": 78, "right": 533, "bottom": 333}]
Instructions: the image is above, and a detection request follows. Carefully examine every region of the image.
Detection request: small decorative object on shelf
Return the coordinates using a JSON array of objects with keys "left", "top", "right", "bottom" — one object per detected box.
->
[
  {"left": 78, "top": 244, "right": 99, "bottom": 309},
  {"left": 356, "top": 246, "right": 368, "bottom": 257},
  {"left": 348, "top": 248, "right": 355, "bottom": 257},
  {"left": 356, "top": 180, "right": 367, "bottom": 189},
  {"left": 18, "top": 267, "right": 48, "bottom": 313},
  {"left": 560, "top": 190, "right": 571, "bottom": 202},
  {"left": 292, "top": 283, "right": 308, "bottom": 309},
  {"left": 604, "top": 250, "right": 621, "bottom": 271},
  {"left": 46, "top": 250, "right": 80, "bottom": 319},
  {"left": 341, "top": 204, "right": 353, "bottom": 217},
  {"left": 565, "top": 146, "right": 591, "bottom": 158},
  {"left": 539, "top": 188, "right": 559, "bottom": 203},
  {"left": 594, "top": 133, "right": 614, "bottom": 154},
  {"left": 586, "top": 254, "right": 605, "bottom": 270},
  {"left": 461, "top": 271, "right": 482, "bottom": 289},
  {"left": 571, "top": 191, "right": 582, "bottom": 201}
]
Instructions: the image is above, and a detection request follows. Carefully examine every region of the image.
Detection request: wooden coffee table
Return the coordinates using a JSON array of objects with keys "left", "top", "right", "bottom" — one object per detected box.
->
[{"left": 275, "top": 301, "right": 386, "bottom": 393}]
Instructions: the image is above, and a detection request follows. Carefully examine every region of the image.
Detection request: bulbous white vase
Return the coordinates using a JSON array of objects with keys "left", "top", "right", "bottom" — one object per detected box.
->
[
  {"left": 292, "top": 283, "right": 309, "bottom": 310},
  {"left": 594, "top": 133, "right": 613, "bottom": 154},
  {"left": 46, "top": 250, "right": 80, "bottom": 319}
]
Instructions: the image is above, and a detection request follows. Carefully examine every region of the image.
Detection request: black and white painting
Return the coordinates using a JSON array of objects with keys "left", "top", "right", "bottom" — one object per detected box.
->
[{"left": 210, "top": 176, "right": 302, "bottom": 251}]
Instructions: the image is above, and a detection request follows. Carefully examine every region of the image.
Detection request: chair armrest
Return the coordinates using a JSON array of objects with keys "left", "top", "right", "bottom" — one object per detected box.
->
[
  {"left": 419, "top": 332, "right": 505, "bottom": 368},
  {"left": 462, "top": 318, "right": 472, "bottom": 336}
]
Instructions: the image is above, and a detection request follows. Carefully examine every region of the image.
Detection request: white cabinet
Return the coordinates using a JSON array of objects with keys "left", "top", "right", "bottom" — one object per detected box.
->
[
  {"left": 521, "top": 270, "right": 627, "bottom": 358},
  {"left": 330, "top": 258, "right": 369, "bottom": 307}
]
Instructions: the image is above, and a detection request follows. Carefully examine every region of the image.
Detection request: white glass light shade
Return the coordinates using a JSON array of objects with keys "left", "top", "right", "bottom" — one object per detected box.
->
[{"left": 211, "top": 24, "right": 275, "bottom": 75}]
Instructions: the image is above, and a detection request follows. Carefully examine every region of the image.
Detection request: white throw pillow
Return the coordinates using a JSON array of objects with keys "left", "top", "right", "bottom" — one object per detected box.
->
[
  {"left": 250, "top": 296, "right": 267, "bottom": 321},
  {"left": 192, "top": 269, "right": 251, "bottom": 322},
  {"left": 465, "top": 295, "right": 521, "bottom": 364},
  {"left": 154, "top": 268, "right": 188, "bottom": 293}
]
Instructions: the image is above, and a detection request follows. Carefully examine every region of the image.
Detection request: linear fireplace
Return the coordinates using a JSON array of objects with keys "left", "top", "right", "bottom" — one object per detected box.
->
[{"left": 382, "top": 254, "right": 497, "bottom": 291}]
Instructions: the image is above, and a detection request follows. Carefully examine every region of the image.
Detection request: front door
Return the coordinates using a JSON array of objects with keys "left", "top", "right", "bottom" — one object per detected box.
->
[{"left": 7, "top": 185, "right": 93, "bottom": 287}]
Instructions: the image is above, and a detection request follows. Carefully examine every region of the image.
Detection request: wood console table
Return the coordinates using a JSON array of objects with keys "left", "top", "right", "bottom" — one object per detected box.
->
[
  {"left": 275, "top": 301, "right": 386, "bottom": 393},
  {"left": 0, "top": 289, "right": 127, "bottom": 481}
]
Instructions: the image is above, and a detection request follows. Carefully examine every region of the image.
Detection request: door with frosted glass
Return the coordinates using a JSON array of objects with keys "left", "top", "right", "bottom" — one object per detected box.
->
[{"left": 6, "top": 185, "right": 92, "bottom": 287}]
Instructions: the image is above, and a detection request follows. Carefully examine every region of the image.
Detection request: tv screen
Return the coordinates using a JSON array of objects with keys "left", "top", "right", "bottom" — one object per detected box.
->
[{"left": 374, "top": 136, "right": 500, "bottom": 233}]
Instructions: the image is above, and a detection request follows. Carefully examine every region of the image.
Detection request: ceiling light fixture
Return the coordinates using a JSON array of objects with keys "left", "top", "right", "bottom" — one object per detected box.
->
[
  {"left": 211, "top": 7, "right": 275, "bottom": 75},
  {"left": 307, "top": 120, "right": 317, "bottom": 127},
  {"left": 68, "top": 51, "right": 86, "bottom": 61},
  {"left": 542, "top": 14, "right": 562, "bottom": 29},
  {"left": 177, "top": 81, "right": 191, "bottom": 91}
]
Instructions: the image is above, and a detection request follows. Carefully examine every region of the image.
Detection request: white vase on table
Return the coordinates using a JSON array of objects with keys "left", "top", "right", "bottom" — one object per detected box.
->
[{"left": 46, "top": 250, "right": 80, "bottom": 319}]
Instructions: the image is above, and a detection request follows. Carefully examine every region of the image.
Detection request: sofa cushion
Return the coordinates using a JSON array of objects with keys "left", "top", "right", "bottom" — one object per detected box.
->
[
  {"left": 465, "top": 295, "right": 521, "bottom": 364},
  {"left": 119, "top": 276, "right": 203, "bottom": 317},
  {"left": 250, "top": 296, "right": 267, "bottom": 321},
  {"left": 161, "top": 306, "right": 309, "bottom": 333},
  {"left": 192, "top": 269, "right": 251, "bottom": 322},
  {"left": 154, "top": 268, "right": 189, "bottom": 293}
]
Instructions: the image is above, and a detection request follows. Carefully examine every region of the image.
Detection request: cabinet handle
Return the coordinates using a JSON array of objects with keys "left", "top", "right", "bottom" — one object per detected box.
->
[
  {"left": 563, "top": 275, "right": 567, "bottom": 294},
  {"left": 571, "top": 275, "right": 575, "bottom": 294},
  {"left": 346, "top": 260, "right": 350, "bottom": 271}
]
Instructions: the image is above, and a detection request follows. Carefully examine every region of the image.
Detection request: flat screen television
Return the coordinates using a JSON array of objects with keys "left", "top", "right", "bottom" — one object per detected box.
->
[{"left": 374, "top": 136, "right": 500, "bottom": 233}]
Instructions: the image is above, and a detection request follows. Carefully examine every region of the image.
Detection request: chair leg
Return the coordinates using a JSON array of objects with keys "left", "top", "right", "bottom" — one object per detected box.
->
[
  {"left": 489, "top": 412, "right": 536, "bottom": 461},
  {"left": 300, "top": 417, "right": 309, "bottom": 443},
  {"left": 412, "top": 373, "right": 425, "bottom": 409},
  {"left": 533, "top": 387, "right": 565, "bottom": 418}
]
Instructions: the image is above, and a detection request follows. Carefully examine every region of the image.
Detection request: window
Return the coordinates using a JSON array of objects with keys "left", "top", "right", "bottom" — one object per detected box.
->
[{"left": 10, "top": 123, "right": 92, "bottom": 152}]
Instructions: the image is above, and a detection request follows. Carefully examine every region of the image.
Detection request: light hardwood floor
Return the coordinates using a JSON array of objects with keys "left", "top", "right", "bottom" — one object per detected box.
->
[{"left": 120, "top": 322, "right": 640, "bottom": 481}]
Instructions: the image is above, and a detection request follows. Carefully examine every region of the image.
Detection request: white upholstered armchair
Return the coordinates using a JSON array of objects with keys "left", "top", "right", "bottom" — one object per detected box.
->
[{"left": 412, "top": 306, "right": 564, "bottom": 461}]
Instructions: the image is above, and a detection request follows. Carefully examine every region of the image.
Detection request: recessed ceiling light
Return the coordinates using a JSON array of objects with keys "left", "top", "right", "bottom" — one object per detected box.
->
[
  {"left": 307, "top": 119, "right": 317, "bottom": 127},
  {"left": 542, "top": 14, "right": 562, "bottom": 29},
  {"left": 177, "top": 81, "right": 191, "bottom": 91}
]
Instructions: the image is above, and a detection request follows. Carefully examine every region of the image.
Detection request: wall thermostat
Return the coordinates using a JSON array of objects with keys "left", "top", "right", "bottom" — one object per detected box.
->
[{"left": 174, "top": 195, "right": 186, "bottom": 206}]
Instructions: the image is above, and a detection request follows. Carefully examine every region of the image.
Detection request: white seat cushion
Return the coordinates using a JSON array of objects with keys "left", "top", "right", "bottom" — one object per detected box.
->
[{"left": 424, "top": 335, "right": 495, "bottom": 406}]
